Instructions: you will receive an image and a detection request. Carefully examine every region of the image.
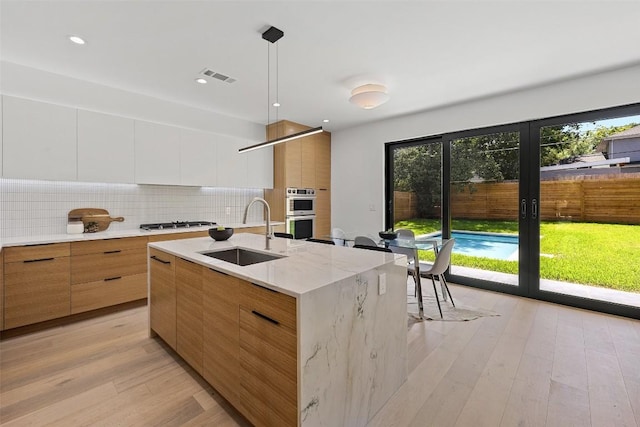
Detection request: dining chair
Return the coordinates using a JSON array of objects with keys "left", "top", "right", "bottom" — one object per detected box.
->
[
  {"left": 354, "top": 236, "right": 378, "bottom": 247},
  {"left": 306, "top": 238, "right": 335, "bottom": 245},
  {"left": 274, "top": 232, "right": 294, "bottom": 239},
  {"left": 387, "top": 229, "right": 419, "bottom": 291},
  {"left": 331, "top": 227, "right": 347, "bottom": 246},
  {"left": 353, "top": 244, "right": 392, "bottom": 253},
  {"left": 421, "top": 238, "right": 456, "bottom": 318}
]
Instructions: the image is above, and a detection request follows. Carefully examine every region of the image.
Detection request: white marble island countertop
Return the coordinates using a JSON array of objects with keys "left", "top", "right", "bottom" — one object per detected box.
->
[{"left": 149, "top": 232, "right": 404, "bottom": 297}]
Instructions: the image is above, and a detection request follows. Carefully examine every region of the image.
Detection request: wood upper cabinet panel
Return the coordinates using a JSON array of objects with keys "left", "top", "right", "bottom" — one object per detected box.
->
[
  {"left": 203, "top": 268, "right": 240, "bottom": 408},
  {"left": 300, "top": 138, "right": 316, "bottom": 188},
  {"left": 284, "top": 139, "right": 302, "bottom": 188},
  {"left": 71, "top": 249, "right": 146, "bottom": 284},
  {"left": 4, "top": 256, "right": 70, "bottom": 329},
  {"left": 315, "top": 132, "right": 331, "bottom": 190},
  {"left": 149, "top": 248, "right": 176, "bottom": 349},
  {"left": 71, "top": 237, "right": 147, "bottom": 256},
  {"left": 239, "top": 281, "right": 296, "bottom": 334},
  {"left": 176, "top": 258, "right": 204, "bottom": 374},
  {"left": 4, "top": 243, "right": 70, "bottom": 263},
  {"left": 315, "top": 189, "right": 331, "bottom": 239}
]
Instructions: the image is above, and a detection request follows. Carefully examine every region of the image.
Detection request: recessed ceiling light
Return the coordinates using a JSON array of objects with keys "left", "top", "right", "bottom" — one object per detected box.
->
[
  {"left": 195, "top": 78, "right": 207, "bottom": 84},
  {"left": 273, "top": 102, "right": 281, "bottom": 107},
  {"left": 68, "top": 35, "right": 86, "bottom": 45},
  {"left": 323, "top": 119, "right": 329, "bottom": 123}
]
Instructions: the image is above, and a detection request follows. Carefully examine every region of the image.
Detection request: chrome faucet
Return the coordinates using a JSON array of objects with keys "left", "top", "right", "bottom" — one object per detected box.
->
[{"left": 243, "top": 197, "right": 272, "bottom": 250}]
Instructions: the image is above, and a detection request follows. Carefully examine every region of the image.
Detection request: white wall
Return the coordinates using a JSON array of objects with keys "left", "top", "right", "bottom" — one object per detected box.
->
[
  {"left": 0, "top": 61, "right": 264, "bottom": 141},
  {"left": 331, "top": 63, "right": 640, "bottom": 235}
]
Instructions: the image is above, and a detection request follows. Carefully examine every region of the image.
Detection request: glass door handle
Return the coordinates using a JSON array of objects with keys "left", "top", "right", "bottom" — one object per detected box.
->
[
  {"left": 532, "top": 199, "right": 538, "bottom": 220},
  {"left": 521, "top": 198, "right": 527, "bottom": 219}
]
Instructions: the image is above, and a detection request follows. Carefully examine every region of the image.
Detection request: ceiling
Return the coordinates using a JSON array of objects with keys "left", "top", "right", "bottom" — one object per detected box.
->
[{"left": 2, "top": 1, "right": 640, "bottom": 132}]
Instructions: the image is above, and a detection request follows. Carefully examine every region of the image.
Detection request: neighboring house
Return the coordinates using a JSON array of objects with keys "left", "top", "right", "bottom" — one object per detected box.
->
[{"left": 597, "top": 124, "right": 640, "bottom": 163}]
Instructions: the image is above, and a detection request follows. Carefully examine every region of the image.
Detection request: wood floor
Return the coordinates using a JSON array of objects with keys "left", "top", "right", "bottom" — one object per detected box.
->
[{"left": 1, "top": 284, "right": 638, "bottom": 427}]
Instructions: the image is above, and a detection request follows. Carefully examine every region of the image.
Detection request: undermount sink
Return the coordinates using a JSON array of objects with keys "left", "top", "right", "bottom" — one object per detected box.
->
[{"left": 201, "top": 248, "right": 285, "bottom": 266}]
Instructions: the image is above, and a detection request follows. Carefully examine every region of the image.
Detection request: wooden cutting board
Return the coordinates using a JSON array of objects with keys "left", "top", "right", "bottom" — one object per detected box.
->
[{"left": 68, "top": 208, "right": 125, "bottom": 233}]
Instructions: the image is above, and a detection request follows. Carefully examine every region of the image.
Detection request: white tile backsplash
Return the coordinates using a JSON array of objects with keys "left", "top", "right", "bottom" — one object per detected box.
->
[{"left": 0, "top": 178, "right": 264, "bottom": 239}]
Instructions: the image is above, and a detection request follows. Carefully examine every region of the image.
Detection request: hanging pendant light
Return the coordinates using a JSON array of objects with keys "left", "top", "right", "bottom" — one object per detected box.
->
[{"left": 239, "top": 26, "right": 322, "bottom": 154}]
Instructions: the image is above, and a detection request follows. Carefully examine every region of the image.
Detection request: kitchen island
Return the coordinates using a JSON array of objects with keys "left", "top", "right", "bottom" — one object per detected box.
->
[{"left": 148, "top": 233, "right": 408, "bottom": 427}]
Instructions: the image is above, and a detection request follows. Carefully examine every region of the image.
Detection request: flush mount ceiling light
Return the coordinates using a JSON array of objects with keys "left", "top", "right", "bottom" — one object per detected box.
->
[
  {"left": 68, "top": 35, "right": 86, "bottom": 45},
  {"left": 239, "top": 26, "right": 322, "bottom": 154},
  {"left": 349, "top": 84, "right": 390, "bottom": 109},
  {"left": 195, "top": 78, "right": 207, "bottom": 84}
]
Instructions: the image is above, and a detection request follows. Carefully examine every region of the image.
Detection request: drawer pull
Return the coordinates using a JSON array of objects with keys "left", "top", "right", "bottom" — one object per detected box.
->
[
  {"left": 252, "top": 310, "right": 279, "bottom": 326},
  {"left": 104, "top": 250, "right": 122, "bottom": 254},
  {"left": 104, "top": 276, "right": 122, "bottom": 282},
  {"left": 252, "top": 282, "right": 277, "bottom": 293},
  {"left": 23, "top": 257, "right": 55, "bottom": 263},
  {"left": 210, "top": 268, "right": 229, "bottom": 276},
  {"left": 151, "top": 255, "right": 171, "bottom": 265}
]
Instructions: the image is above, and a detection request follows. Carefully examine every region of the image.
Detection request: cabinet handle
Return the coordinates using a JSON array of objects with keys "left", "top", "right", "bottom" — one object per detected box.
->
[
  {"left": 151, "top": 255, "right": 171, "bottom": 265},
  {"left": 210, "top": 268, "right": 229, "bottom": 276},
  {"left": 252, "top": 282, "right": 277, "bottom": 293},
  {"left": 104, "top": 276, "right": 122, "bottom": 282},
  {"left": 251, "top": 310, "right": 279, "bottom": 325},
  {"left": 23, "top": 257, "right": 54, "bottom": 263},
  {"left": 104, "top": 250, "right": 122, "bottom": 254}
]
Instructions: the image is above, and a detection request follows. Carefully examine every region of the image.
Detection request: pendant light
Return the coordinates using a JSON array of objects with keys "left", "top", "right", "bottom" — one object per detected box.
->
[{"left": 239, "top": 26, "right": 322, "bottom": 153}]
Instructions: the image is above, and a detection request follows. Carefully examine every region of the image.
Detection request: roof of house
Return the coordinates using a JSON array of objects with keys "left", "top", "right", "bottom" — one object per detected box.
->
[{"left": 603, "top": 124, "right": 640, "bottom": 142}]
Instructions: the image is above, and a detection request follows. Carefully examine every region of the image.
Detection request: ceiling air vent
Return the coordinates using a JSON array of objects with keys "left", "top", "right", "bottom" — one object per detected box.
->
[{"left": 200, "top": 68, "right": 237, "bottom": 84}]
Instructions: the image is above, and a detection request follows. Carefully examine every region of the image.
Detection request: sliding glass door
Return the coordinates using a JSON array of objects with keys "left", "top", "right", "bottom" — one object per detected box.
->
[
  {"left": 385, "top": 103, "right": 640, "bottom": 318},
  {"left": 530, "top": 106, "right": 640, "bottom": 315}
]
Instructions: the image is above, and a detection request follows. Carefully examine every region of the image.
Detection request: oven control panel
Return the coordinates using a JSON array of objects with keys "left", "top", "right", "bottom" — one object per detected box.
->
[{"left": 286, "top": 187, "right": 315, "bottom": 196}]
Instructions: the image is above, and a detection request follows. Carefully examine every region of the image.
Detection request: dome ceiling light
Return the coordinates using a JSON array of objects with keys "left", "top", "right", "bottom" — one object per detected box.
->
[{"left": 349, "top": 84, "right": 390, "bottom": 109}]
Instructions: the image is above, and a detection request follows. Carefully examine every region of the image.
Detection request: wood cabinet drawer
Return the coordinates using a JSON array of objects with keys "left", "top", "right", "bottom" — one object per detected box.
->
[
  {"left": 71, "top": 248, "right": 146, "bottom": 284},
  {"left": 71, "top": 273, "right": 146, "bottom": 314},
  {"left": 239, "top": 281, "right": 296, "bottom": 334},
  {"left": 148, "top": 231, "right": 208, "bottom": 242},
  {"left": 71, "top": 236, "right": 147, "bottom": 256},
  {"left": 4, "top": 243, "right": 70, "bottom": 263},
  {"left": 239, "top": 306, "right": 297, "bottom": 427},
  {"left": 4, "top": 256, "right": 70, "bottom": 328}
]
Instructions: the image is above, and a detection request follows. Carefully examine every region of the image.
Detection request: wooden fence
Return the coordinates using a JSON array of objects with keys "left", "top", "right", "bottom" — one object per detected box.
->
[{"left": 395, "top": 174, "right": 640, "bottom": 224}]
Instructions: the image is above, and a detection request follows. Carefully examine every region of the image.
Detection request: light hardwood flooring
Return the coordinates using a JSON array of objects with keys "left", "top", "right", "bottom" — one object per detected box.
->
[{"left": 1, "top": 284, "right": 639, "bottom": 427}]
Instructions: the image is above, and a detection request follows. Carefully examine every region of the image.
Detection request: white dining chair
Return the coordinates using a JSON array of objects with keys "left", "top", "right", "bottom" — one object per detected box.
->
[
  {"left": 421, "top": 238, "right": 456, "bottom": 318},
  {"left": 332, "top": 227, "right": 347, "bottom": 246},
  {"left": 354, "top": 236, "right": 378, "bottom": 247}
]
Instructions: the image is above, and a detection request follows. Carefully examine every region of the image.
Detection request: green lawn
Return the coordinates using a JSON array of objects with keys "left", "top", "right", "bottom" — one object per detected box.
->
[{"left": 394, "top": 218, "right": 640, "bottom": 293}]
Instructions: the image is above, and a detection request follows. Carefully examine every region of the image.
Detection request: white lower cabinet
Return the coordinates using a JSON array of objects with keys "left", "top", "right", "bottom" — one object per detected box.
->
[
  {"left": 134, "top": 121, "right": 181, "bottom": 185},
  {"left": 2, "top": 96, "right": 77, "bottom": 181},
  {"left": 77, "top": 110, "right": 135, "bottom": 183}
]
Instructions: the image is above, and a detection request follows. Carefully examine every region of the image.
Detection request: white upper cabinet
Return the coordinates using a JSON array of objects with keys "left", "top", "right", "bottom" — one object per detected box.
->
[
  {"left": 77, "top": 110, "right": 135, "bottom": 183},
  {"left": 247, "top": 146, "right": 273, "bottom": 189},
  {"left": 216, "top": 135, "right": 247, "bottom": 188},
  {"left": 134, "top": 120, "right": 181, "bottom": 185},
  {"left": 180, "top": 128, "right": 217, "bottom": 186},
  {"left": 2, "top": 96, "right": 77, "bottom": 181}
]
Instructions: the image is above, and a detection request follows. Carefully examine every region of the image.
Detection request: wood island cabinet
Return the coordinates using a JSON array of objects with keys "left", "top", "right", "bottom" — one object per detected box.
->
[
  {"left": 238, "top": 281, "right": 298, "bottom": 427},
  {"left": 149, "top": 248, "right": 176, "bottom": 349},
  {"left": 3, "top": 243, "right": 71, "bottom": 329},
  {"left": 176, "top": 258, "right": 203, "bottom": 374},
  {"left": 149, "top": 249, "right": 298, "bottom": 427},
  {"left": 70, "top": 237, "right": 147, "bottom": 314},
  {"left": 202, "top": 268, "right": 241, "bottom": 409},
  {"left": 0, "top": 251, "right": 4, "bottom": 330}
]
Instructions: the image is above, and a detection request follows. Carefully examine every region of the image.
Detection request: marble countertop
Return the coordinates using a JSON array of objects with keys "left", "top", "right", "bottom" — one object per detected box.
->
[
  {"left": 149, "top": 232, "right": 402, "bottom": 297},
  {"left": 1, "top": 221, "right": 284, "bottom": 248}
]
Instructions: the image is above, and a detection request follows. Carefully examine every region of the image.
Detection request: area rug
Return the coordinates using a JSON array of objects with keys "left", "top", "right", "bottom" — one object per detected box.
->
[{"left": 406, "top": 281, "right": 500, "bottom": 323}]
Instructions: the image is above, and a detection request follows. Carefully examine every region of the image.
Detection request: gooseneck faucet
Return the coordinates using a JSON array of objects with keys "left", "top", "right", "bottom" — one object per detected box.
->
[{"left": 243, "top": 197, "right": 272, "bottom": 250}]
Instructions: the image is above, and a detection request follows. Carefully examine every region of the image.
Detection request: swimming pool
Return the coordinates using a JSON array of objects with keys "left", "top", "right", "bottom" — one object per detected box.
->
[{"left": 425, "top": 231, "right": 518, "bottom": 261}]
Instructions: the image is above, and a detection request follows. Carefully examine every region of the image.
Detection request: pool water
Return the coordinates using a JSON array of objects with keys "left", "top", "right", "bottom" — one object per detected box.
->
[{"left": 428, "top": 231, "right": 518, "bottom": 261}]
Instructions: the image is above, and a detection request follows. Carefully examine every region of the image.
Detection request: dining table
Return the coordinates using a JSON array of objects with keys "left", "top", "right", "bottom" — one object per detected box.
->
[{"left": 380, "top": 236, "right": 443, "bottom": 319}]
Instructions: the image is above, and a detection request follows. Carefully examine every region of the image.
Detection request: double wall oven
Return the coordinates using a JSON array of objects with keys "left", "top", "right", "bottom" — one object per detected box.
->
[{"left": 285, "top": 187, "right": 316, "bottom": 239}]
